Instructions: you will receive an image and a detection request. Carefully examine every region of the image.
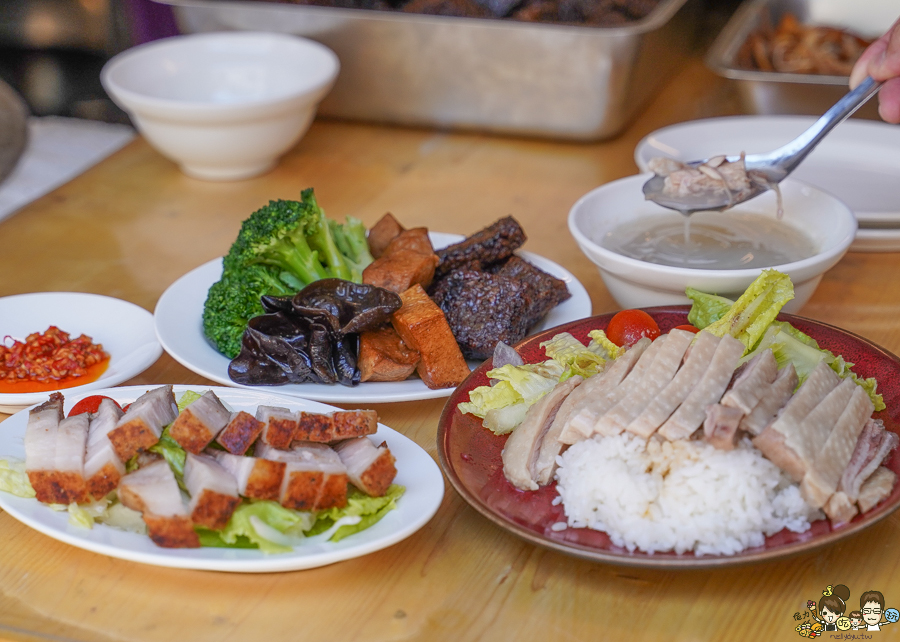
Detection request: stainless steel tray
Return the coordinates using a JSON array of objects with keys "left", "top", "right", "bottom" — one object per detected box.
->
[
  {"left": 162, "top": 0, "right": 698, "bottom": 140},
  {"left": 705, "top": 0, "right": 879, "bottom": 119}
]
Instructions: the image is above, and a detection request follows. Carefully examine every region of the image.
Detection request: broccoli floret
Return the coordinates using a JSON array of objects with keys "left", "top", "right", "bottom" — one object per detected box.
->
[
  {"left": 202, "top": 265, "right": 292, "bottom": 358},
  {"left": 300, "top": 188, "right": 353, "bottom": 281},
  {"left": 328, "top": 216, "right": 374, "bottom": 282}
]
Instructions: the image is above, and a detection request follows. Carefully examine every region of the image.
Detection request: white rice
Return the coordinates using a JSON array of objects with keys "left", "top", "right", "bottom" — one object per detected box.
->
[{"left": 554, "top": 432, "right": 821, "bottom": 556}]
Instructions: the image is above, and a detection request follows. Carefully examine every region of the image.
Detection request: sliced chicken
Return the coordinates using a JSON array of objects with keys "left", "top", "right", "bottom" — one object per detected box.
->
[
  {"left": 739, "top": 363, "right": 798, "bottom": 436},
  {"left": 721, "top": 349, "right": 778, "bottom": 414},
  {"left": 84, "top": 398, "right": 125, "bottom": 499},
  {"left": 502, "top": 375, "right": 583, "bottom": 491},
  {"left": 839, "top": 420, "right": 899, "bottom": 501},
  {"left": 333, "top": 437, "right": 397, "bottom": 496},
  {"left": 256, "top": 442, "right": 349, "bottom": 511},
  {"left": 823, "top": 491, "right": 858, "bottom": 525},
  {"left": 627, "top": 331, "right": 720, "bottom": 439},
  {"left": 212, "top": 451, "right": 286, "bottom": 501},
  {"left": 857, "top": 466, "right": 897, "bottom": 513},
  {"left": 215, "top": 411, "right": 265, "bottom": 456},
  {"left": 184, "top": 453, "right": 240, "bottom": 530},
  {"left": 703, "top": 403, "right": 744, "bottom": 450},
  {"left": 256, "top": 406, "right": 297, "bottom": 450},
  {"left": 107, "top": 385, "right": 178, "bottom": 462},
  {"left": 169, "top": 390, "right": 231, "bottom": 454},
  {"left": 118, "top": 460, "right": 199, "bottom": 548}
]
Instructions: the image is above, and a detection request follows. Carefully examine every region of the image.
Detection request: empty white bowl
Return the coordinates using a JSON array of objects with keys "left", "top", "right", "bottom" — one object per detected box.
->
[
  {"left": 101, "top": 32, "right": 339, "bottom": 181},
  {"left": 568, "top": 174, "right": 856, "bottom": 312}
]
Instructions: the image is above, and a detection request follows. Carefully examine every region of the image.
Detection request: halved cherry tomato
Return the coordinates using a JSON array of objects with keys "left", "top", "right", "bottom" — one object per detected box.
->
[
  {"left": 606, "top": 309, "right": 661, "bottom": 347},
  {"left": 674, "top": 324, "right": 700, "bottom": 334},
  {"left": 68, "top": 395, "right": 123, "bottom": 417}
]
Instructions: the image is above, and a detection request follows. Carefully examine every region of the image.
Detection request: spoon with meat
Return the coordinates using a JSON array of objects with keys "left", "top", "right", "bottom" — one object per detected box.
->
[{"left": 642, "top": 76, "right": 882, "bottom": 215}]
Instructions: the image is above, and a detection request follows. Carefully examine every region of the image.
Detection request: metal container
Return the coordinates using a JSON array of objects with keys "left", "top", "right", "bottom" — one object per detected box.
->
[
  {"left": 162, "top": 0, "right": 697, "bottom": 140},
  {"left": 705, "top": 0, "right": 880, "bottom": 120}
]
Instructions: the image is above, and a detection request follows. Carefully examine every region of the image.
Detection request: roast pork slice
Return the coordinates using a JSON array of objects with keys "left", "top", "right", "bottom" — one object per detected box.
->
[
  {"left": 256, "top": 406, "right": 298, "bottom": 450},
  {"left": 169, "top": 390, "right": 231, "bottom": 454},
  {"left": 595, "top": 330, "right": 694, "bottom": 437},
  {"left": 703, "top": 404, "right": 744, "bottom": 450},
  {"left": 801, "top": 385, "right": 874, "bottom": 509},
  {"left": 84, "top": 398, "right": 125, "bottom": 499},
  {"left": 739, "top": 364, "right": 798, "bottom": 436},
  {"left": 118, "top": 460, "right": 199, "bottom": 548},
  {"left": 838, "top": 420, "right": 899, "bottom": 501},
  {"left": 295, "top": 410, "right": 379, "bottom": 443},
  {"left": 502, "top": 376, "right": 584, "bottom": 491},
  {"left": 658, "top": 335, "right": 745, "bottom": 441},
  {"left": 558, "top": 338, "right": 650, "bottom": 445},
  {"left": 108, "top": 385, "right": 178, "bottom": 462},
  {"left": 721, "top": 349, "right": 778, "bottom": 414},
  {"left": 857, "top": 466, "right": 897, "bottom": 513},
  {"left": 627, "top": 331, "right": 720, "bottom": 439},
  {"left": 184, "top": 453, "right": 240, "bottom": 530},
  {"left": 333, "top": 437, "right": 397, "bottom": 497},
  {"left": 257, "top": 442, "right": 349, "bottom": 511},
  {"left": 212, "top": 451, "right": 286, "bottom": 501},
  {"left": 215, "top": 411, "right": 265, "bottom": 455},
  {"left": 24, "top": 394, "right": 65, "bottom": 502}
]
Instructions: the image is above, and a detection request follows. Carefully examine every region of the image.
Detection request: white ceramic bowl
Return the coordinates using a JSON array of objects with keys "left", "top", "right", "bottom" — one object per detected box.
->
[
  {"left": 101, "top": 32, "right": 339, "bottom": 181},
  {"left": 568, "top": 175, "right": 856, "bottom": 312}
]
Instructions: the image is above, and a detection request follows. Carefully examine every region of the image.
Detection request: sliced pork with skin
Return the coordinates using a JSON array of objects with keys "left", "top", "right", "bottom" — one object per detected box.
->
[
  {"left": 739, "top": 364, "right": 798, "bottom": 436},
  {"left": 296, "top": 410, "right": 379, "bottom": 443},
  {"left": 256, "top": 406, "right": 297, "bottom": 450},
  {"left": 333, "top": 438, "right": 397, "bottom": 496},
  {"left": 256, "top": 442, "right": 349, "bottom": 511},
  {"left": 857, "top": 466, "right": 897, "bottom": 513},
  {"left": 84, "top": 398, "right": 125, "bottom": 499},
  {"left": 212, "top": 451, "right": 286, "bottom": 501},
  {"left": 215, "top": 411, "right": 265, "bottom": 456},
  {"left": 721, "top": 349, "right": 778, "bottom": 414},
  {"left": 24, "top": 394, "right": 65, "bottom": 503},
  {"left": 703, "top": 404, "right": 744, "bottom": 450},
  {"left": 118, "top": 460, "right": 199, "bottom": 548},
  {"left": 658, "top": 335, "right": 745, "bottom": 441},
  {"left": 169, "top": 390, "right": 231, "bottom": 454},
  {"left": 595, "top": 330, "right": 694, "bottom": 437},
  {"left": 558, "top": 339, "right": 650, "bottom": 445},
  {"left": 502, "top": 375, "right": 584, "bottom": 491},
  {"left": 107, "top": 385, "right": 178, "bottom": 462},
  {"left": 184, "top": 453, "right": 240, "bottom": 530},
  {"left": 839, "top": 420, "right": 899, "bottom": 501},
  {"left": 627, "top": 331, "right": 721, "bottom": 439}
]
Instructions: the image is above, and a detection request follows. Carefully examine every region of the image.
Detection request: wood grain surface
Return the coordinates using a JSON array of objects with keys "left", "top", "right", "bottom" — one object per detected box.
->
[{"left": 2, "top": 58, "right": 900, "bottom": 642}]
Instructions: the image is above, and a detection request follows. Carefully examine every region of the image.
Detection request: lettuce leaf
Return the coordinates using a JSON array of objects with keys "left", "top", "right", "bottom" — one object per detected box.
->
[
  {"left": 458, "top": 363, "right": 559, "bottom": 432},
  {"left": 0, "top": 459, "right": 35, "bottom": 498},
  {"left": 307, "top": 485, "right": 404, "bottom": 542},
  {"left": 587, "top": 329, "right": 625, "bottom": 361},
  {"left": 209, "top": 500, "right": 316, "bottom": 554},
  {"left": 176, "top": 390, "right": 204, "bottom": 412},
  {"left": 685, "top": 287, "right": 735, "bottom": 329},
  {"left": 540, "top": 332, "right": 608, "bottom": 380}
]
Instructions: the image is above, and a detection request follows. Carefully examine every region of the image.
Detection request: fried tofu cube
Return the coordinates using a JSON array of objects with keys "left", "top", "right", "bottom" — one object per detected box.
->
[
  {"left": 256, "top": 406, "right": 297, "bottom": 449},
  {"left": 367, "top": 212, "right": 405, "bottom": 259},
  {"left": 358, "top": 325, "right": 420, "bottom": 382},
  {"left": 383, "top": 228, "right": 435, "bottom": 256},
  {"left": 169, "top": 391, "right": 231, "bottom": 454},
  {"left": 391, "top": 284, "right": 471, "bottom": 389},
  {"left": 363, "top": 249, "right": 440, "bottom": 293},
  {"left": 216, "top": 411, "right": 265, "bottom": 455}
]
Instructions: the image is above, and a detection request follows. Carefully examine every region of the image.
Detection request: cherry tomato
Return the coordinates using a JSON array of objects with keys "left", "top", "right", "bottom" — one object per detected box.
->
[
  {"left": 68, "top": 395, "right": 123, "bottom": 417},
  {"left": 606, "top": 310, "right": 661, "bottom": 347},
  {"left": 674, "top": 324, "right": 700, "bottom": 334}
]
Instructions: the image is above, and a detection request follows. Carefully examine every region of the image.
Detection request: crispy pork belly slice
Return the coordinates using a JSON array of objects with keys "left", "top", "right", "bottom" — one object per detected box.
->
[
  {"left": 212, "top": 451, "right": 286, "bottom": 501},
  {"left": 703, "top": 404, "right": 743, "bottom": 450},
  {"left": 823, "top": 491, "right": 858, "bottom": 525},
  {"left": 118, "top": 460, "right": 199, "bottom": 548},
  {"left": 216, "top": 411, "right": 265, "bottom": 455},
  {"left": 839, "top": 420, "right": 899, "bottom": 501},
  {"left": 333, "top": 438, "right": 397, "bottom": 496},
  {"left": 627, "top": 331, "right": 720, "bottom": 439},
  {"left": 658, "top": 335, "right": 744, "bottom": 441},
  {"left": 257, "top": 442, "right": 349, "bottom": 510},
  {"left": 739, "top": 364, "right": 798, "bottom": 436},
  {"left": 84, "top": 398, "right": 125, "bottom": 499},
  {"left": 721, "top": 349, "right": 778, "bottom": 414},
  {"left": 184, "top": 453, "right": 240, "bottom": 530},
  {"left": 558, "top": 338, "right": 650, "bottom": 445},
  {"left": 295, "top": 410, "right": 379, "bottom": 443},
  {"left": 169, "top": 391, "right": 231, "bottom": 454},
  {"left": 595, "top": 330, "right": 694, "bottom": 437},
  {"left": 857, "top": 466, "right": 897, "bottom": 513},
  {"left": 801, "top": 385, "right": 874, "bottom": 509},
  {"left": 502, "top": 376, "right": 583, "bottom": 491},
  {"left": 108, "top": 385, "right": 178, "bottom": 462},
  {"left": 24, "top": 398, "right": 63, "bottom": 486},
  {"left": 256, "top": 406, "right": 297, "bottom": 450},
  {"left": 32, "top": 413, "right": 90, "bottom": 505}
]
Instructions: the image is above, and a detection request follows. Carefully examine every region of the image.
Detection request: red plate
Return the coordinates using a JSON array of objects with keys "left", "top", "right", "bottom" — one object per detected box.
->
[{"left": 437, "top": 307, "right": 900, "bottom": 569}]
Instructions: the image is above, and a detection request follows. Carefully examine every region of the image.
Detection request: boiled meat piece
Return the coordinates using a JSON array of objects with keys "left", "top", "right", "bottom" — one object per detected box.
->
[
  {"left": 857, "top": 466, "right": 897, "bottom": 513},
  {"left": 703, "top": 404, "right": 744, "bottom": 450},
  {"left": 721, "top": 349, "right": 778, "bottom": 414},
  {"left": 739, "top": 364, "right": 798, "bottom": 436},
  {"left": 838, "top": 419, "right": 899, "bottom": 501}
]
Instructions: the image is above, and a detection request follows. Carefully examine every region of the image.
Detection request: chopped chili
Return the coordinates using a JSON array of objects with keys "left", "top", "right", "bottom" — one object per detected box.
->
[{"left": 0, "top": 326, "right": 109, "bottom": 384}]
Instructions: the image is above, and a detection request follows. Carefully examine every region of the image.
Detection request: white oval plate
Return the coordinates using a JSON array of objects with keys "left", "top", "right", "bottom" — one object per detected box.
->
[
  {"left": 0, "top": 293, "right": 162, "bottom": 413},
  {"left": 0, "top": 385, "right": 444, "bottom": 572},
  {"left": 153, "top": 232, "right": 592, "bottom": 403},
  {"left": 634, "top": 116, "right": 900, "bottom": 230}
]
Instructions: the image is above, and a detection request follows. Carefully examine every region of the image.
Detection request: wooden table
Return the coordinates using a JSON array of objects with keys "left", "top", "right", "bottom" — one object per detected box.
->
[{"left": 2, "top": 58, "right": 900, "bottom": 642}]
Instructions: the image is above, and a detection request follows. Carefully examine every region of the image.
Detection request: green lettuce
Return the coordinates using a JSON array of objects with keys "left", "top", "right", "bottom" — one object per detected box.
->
[
  {"left": 540, "top": 332, "right": 608, "bottom": 380},
  {"left": 176, "top": 390, "right": 204, "bottom": 412},
  {"left": 685, "top": 287, "right": 736, "bottom": 329},
  {"left": 307, "top": 485, "right": 404, "bottom": 542},
  {"left": 587, "top": 329, "right": 625, "bottom": 361},
  {"left": 457, "top": 363, "right": 559, "bottom": 433},
  {"left": 203, "top": 500, "right": 316, "bottom": 554},
  {"left": 0, "top": 459, "right": 35, "bottom": 498}
]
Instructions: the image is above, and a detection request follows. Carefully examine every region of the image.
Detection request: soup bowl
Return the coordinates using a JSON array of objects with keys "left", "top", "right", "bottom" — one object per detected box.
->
[{"left": 568, "top": 174, "right": 856, "bottom": 312}]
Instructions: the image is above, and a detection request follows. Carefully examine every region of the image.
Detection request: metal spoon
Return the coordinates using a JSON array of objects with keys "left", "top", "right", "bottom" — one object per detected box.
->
[{"left": 642, "top": 76, "right": 883, "bottom": 214}]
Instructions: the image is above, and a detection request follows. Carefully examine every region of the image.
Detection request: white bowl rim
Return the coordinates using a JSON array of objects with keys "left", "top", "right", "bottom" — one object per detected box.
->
[
  {"left": 100, "top": 32, "right": 340, "bottom": 115},
  {"left": 567, "top": 173, "right": 857, "bottom": 280}
]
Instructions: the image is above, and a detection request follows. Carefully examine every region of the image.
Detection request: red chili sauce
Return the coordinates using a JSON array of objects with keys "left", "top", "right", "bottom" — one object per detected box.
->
[{"left": 0, "top": 326, "right": 109, "bottom": 394}]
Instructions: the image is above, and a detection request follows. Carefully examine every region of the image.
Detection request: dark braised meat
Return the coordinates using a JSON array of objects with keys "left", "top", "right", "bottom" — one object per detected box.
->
[
  {"left": 490, "top": 255, "right": 571, "bottom": 328},
  {"left": 435, "top": 216, "right": 526, "bottom": 279}
]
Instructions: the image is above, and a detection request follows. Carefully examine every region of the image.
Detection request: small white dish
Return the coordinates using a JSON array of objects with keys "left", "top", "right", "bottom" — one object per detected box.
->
[
  {"left": 568, "top": 175, "right": 856, "bottom": 311},
  {"left": 0, "top": 385, "right": 444, "bottom": 572},
  {"left": 0, "top": 293, "right": 162, "bottom": 413},
  {"left": 101, "top": 32, "right": 339, "bottom": 181},
  {"left": 154, "top": 232, "right": 592, "bottom": 403},
  {"left": 634, "top": 115, "right": 900, "bottom": 229}
]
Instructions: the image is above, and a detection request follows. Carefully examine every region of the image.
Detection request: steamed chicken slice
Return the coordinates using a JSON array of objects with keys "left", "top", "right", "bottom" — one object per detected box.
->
[
  {"left": 721, "top": 349, "right": 778, "bottom": 414},
  {"left": 839, "top": 419, "right": 900, "bottom": 501},
  {"left": 857, "top": 467, "right": 897, "bottom": 513},
  {"left": 739, "top": 363, "right": 798, "bottom": 436},
  {"left": 118, "top": 460, "right": 199, "bottom": 548},
  {"left": 84, "top": 398, "right": 125, "bottom": 499},
  {"left": 333, "top": 437, "right": 397, "bottom": 496},
  {"left": 184, "top": 453, "right": 240, "bottom": 530},
  {"left": 169, "top": 390, "right": 231, "bottom": 454},
  {"left": 107, "top": 385, "right": 178, "bottom": 462}
]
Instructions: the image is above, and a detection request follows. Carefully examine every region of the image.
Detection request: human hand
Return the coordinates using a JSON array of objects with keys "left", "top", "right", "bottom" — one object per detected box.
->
[{"left": 850, "top": 17, "right": 900, "bottom": 123}]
